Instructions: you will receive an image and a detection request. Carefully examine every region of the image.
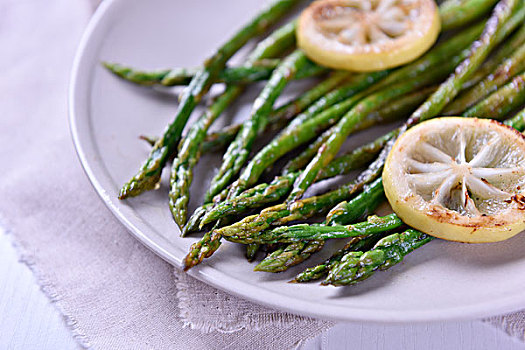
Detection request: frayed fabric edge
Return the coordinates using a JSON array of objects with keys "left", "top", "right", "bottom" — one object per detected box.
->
[
  {"left": 483, "top": 316, "right": 525, "bottom": 342},
  {"left": 0, "top": 215, "right": 93, "bottom": 350},
  {"left": 174, "top": 271, "right": 335, "bottom": 337}
]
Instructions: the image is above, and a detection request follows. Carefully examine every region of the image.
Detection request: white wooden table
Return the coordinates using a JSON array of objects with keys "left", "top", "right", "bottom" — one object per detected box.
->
[{"left": 1, "top": 228, "right": 524, "bottom": 349}]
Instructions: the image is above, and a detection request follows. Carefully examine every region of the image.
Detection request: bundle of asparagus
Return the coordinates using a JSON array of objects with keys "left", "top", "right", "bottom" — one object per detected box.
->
[{"left": 109, "top": 0, "right": 525, "bottom": 288}]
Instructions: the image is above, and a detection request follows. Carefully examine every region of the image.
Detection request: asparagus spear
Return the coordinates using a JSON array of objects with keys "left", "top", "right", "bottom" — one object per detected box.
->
[
  {"left": 223, "top": 214, "right": 403, "bottom": 244},
  {"left": 118, "top": 0, "right": 300, "bottom": 199},
  {"left": 324, "top": 229, "right": 434, "bottom": 286},
  {"left": 227, "top": 73, "right": 431, "bottom": 200},
  {"left": 204, "top": 11, "right": 489, "bottom": 202},
  {"left": 292, "top": 235, "right": 382, "bottom": 283},
  {"left": 505, "top": 106, "right": 525, "bottom": 130},
  {"left": 169, "top": 87, "right": 242, "bottom": 227},
  {"left": 284, "top": 130, "right": 330, "bottom": 174},
  {"left": 191, "top": 129, "right": 388, "bottom": 231},
  {"left": 445, "top": 42, "right": 525, "bottom": 114},
  {"left": 463, "top": 71, "right": 525, "bottom": 118},
  {"left": 201, "top": 17, "right": 522, "bottom": 158},
  {"left": 439, "top": 0, "right": 499, "bottom": 30},
  {"left": 254, "top": 240, "right": 325, "bottom": 272},
  {"left": 238, "top": 67, "right": 525, "bottom": 274},
  {"left": 183, "top": 0, "right": 521, "bottom": 268},
  {"left": 169, "top": 21, "right": 298, "bottom": 228},
  {"left": 326, "top": 178, "right": 386, "bottom": 225},
  {"left": 204, "top": 50, "right": 318, "bottom": 201},
  {"left": 324, "top": 81, "right": 525, "bottom": 231},
  {"left": 461, "top": 23, "right": 525, "bottom": 90},
  {"left": 104, "top": 60, "right": 277, "bottom": 86},
  {"left": 403, "top": 0, "right": 520, "bottom": 128},
  {"left": 104, "top": 59, "right": 328, "bottom": 87},
  {"left": 183, "top": 220, "right": 226, "bottom": 270},
  {"left": 246, "top": 243, "right": 260, "bottom": 261},
  {"left": 184, "top": 170, "right": 380, "bottom": 269},
  {"left": 271, "top": 71, "right": 353, "bottom": 122},
  {"left": 182, "top": 203, "right": 212, "bottom": 236}
]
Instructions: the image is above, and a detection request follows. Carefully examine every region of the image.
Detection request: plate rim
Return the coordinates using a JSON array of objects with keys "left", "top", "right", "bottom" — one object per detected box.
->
[{"left": 69, "top": 0, "right": 525, "bottom": 323}]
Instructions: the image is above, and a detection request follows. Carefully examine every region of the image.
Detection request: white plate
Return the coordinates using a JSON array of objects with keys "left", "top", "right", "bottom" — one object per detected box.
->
[{"left": 69, "top": 0, "right": 525, "bottom": 322}]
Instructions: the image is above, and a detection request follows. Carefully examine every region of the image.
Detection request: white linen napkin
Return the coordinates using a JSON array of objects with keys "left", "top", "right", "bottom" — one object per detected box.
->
[{"left": 0, "top": 0, "right": 523, "bottom": 349}]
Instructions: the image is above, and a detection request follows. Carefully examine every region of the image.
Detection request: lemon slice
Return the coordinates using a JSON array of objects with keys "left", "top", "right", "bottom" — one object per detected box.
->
[
  {"left": 383, "top": 117, "right": 525, "bottom": 243},
  {"left": 297, "top": 0, "right": 440, "bottom": 72}
]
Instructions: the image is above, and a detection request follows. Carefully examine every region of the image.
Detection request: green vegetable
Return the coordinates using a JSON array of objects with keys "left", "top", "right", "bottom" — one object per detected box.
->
[
  {"left": 324, "top": 229, "right": 434, "bottom": 286},
  {"left": 439, "top": 0, "right": 499, "bottom": 30},
  {"left": 204, "top": 50, "right": 317, "bottom": 202},
  {"left": 445, "top": 42, "right": 525, "bottom": 114},
  {"left": 462, "top": 71, "right": 525, "bottom": 119},
  {"left": 292, "top": 235, "right": 381, "bottom": 283},
  {"left": 254, "top": 241, "right": 324, "bottom": 272}
]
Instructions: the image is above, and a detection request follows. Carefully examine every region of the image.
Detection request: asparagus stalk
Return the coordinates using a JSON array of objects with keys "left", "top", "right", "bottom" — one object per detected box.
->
[
  {"left": 254, "top": 240, "right": 325, "bottom": 272},
  {"left": 118, "top": 0, "right": 300, "bottom": 199},
  {"left": 204, "top": 50, "right": 318, "bottom": 202},
  {"left": 204, "top": 9, "right": 492, "bottom": 203},
  {"left": 462, "top": 71, "right": 525, "bottom": 118},
  {"left": 462, "top": 23, "right": 525, "bottom": 90},
  {"left": 183, "top": 220, "right": 226, "bottom": 270},
  {"left": 403, "top": 0, "right": 520, "bottom": 128},
  {"left": 168, "top": 87, "right": 242, "bottom": 227},
  {"left": 204, "top": 68, "right": 390, "bottom": 204},
  {"left": 222, "top": 214, "right": 402, "bottom": 244},
  {"left": 268, "top": 70, "right": 353, "bottom": 127},
  {"left": 324, "top": 229, "right": 434, "bottom": 286},
  {"left": 292, "top": 235, "right": 382, "bottom": 283},
  {"left": 324, "top": 82, "right": 525, "bottom": 232},
  {"left": 104, "top": 58, "right": 328, "bottom": 87},
  {"left": 183, "top": 170, "right": 381, "bottom": 269},
  {"left": 505, "top": 106, "right": 525, "bottom": 130},
  {"left": 169, "top": 21, "right": 298, "bottom": 228},
  {"left": 246, "top": 243, "right": 260, "bottom": 261},
  {"left": 182, "top": 203, "right": 212, "bottom": 236},
  {"left": 104, "top": 60, "right": 276, "bottom": 86},
  {"left": 243, "top": 67, "right": 525, "bottom": 274},
  {"left": 183, "top": 0, "right": 521, "bottom": 268},
  {"left": 439, "top": 0, "right": 499, "bottom": 30},
  {"left": 197, "top": 17, "right": 523, "bottom": 158},
  {"left": 445, "top": 42, "right": 525, "bottom": 114}
]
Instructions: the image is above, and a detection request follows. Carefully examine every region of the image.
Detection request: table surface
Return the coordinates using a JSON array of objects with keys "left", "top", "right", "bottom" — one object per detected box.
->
[{"left": 1, "top": 228, "right": 524, "bottom": 349}]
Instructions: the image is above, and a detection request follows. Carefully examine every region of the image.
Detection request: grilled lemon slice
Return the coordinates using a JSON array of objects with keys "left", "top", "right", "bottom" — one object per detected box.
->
[
  {"left": 383, "top": 117, "right": 525, "bottom": 243},
  {"left": 297, "top": 0, "right": 440, "bottom": 72}
]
